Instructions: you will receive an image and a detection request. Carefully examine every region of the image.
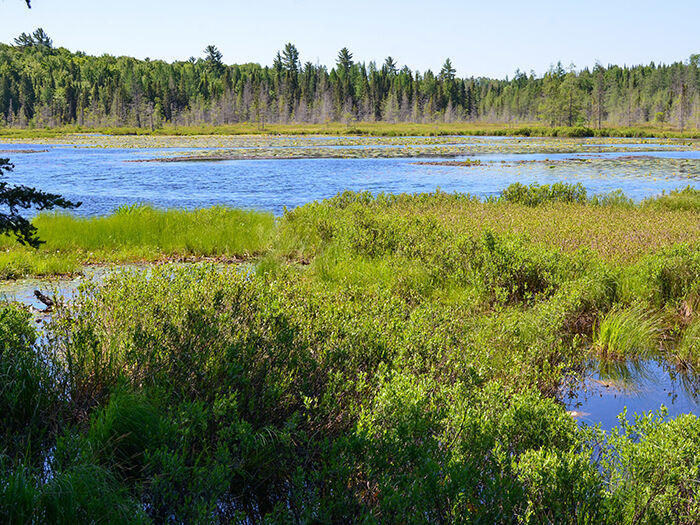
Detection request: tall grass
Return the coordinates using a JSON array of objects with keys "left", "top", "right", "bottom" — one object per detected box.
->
[
  {"left": 0, "top": 183, "right": 697, "bottom": 280},
  {"left": 593, "top": 303, "right": 664, "bottom": 360},
  {"left": 0, "top": 205, "right": 274, "bottom": 277},
  {"left": 30, "top": 205, "right": 274, "bottom": 256}
]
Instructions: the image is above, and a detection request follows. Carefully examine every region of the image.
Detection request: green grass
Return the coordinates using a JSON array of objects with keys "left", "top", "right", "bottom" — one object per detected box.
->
[
  {"left": 642, "top": 186, "right": 700, "bottom": 212},
  {"left": 593, "top": 303, "right": 664, "bottom": 360},
  {"left": 676, "top": 320, "right": 700, "bottom": 370},
  {"left": 0, "top": 205, "right": 274, "bottom": 278},
  {"left": 0, "top": 185, "right": 697, "bottom": 281},
  {"left": 2, "top": 121, "right": 700, "bottom": 139}
]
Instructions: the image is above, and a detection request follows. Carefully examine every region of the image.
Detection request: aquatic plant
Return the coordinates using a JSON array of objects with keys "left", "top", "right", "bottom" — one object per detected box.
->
[{"left": 593, "top": 303, "right": 664, "bottom": 360}]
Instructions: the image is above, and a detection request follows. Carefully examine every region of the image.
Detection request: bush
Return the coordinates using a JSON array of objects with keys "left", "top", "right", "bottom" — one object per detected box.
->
[
  {"left": 499, "top": 182, "right": 588, "bottom": 206},
  {"left": 601, "top": 410, "right": 700, "bottom": 524},
  {"left": 0, "top": 303, "right": 56, "bottom": 460}
]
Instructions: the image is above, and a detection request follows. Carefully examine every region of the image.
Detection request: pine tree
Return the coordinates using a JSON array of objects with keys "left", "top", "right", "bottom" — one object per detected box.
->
[
  {"left": 203, "top": 45, "right": 224, "bottom": 75},
  {"left": 0, "top": 158, "right": 80, "bottom": 247}
]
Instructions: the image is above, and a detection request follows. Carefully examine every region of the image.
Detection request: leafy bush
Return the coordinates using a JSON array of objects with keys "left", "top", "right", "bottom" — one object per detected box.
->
[
  {"left": 499, "top": 182, "right": 588, "bottom": 206},
  {"left": 601, "top": 410, "right": 700, "bottom": 524}
]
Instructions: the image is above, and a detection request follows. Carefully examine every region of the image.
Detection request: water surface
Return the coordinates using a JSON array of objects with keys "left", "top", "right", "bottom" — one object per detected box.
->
[{"left": 1, "top": 135, "right": 698, "bottom": 216}]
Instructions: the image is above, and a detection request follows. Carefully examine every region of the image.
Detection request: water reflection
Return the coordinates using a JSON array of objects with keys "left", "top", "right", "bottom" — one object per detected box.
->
[{"left": 567, "top": 358, "right": 700, "bottom": 431}]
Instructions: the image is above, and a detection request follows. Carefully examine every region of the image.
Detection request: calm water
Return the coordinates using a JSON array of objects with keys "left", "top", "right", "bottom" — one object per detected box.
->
[
  {"left": 2, "top": 136, "right": 699, "bottom": 216},
  {"left": 566, "top": 360, "right": 700, "bottom": 430}
]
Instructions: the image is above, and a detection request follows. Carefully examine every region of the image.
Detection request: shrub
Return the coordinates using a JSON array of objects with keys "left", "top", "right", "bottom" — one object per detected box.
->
[{"left": 499, "top": 182, "right": 588, "bottom": 206}]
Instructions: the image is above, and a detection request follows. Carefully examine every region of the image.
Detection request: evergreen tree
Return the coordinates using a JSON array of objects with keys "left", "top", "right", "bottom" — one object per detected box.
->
[
  {"left": 0, "top": 28, "right": 698, "bottom": 130},
  {"left": 204, "top": 45, "right": 224, "bottom": 75},
  {"left": 336, "top": 48, "right": 353, "bottom": 74},
  {"left": 0, "top": 158, "right": 80, "bottom": 247}
]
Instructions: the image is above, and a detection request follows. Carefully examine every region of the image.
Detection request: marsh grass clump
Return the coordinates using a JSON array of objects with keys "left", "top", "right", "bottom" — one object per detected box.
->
[
  {"left": 0, "top": 303, "right": 56, "bottom": 458},
  {"left": 0, "top": 205, "right": 275, "bottom": 278},
  {"left": 31, "top": 205, "right": 274, "bottom": 257},
  {"left": 593, "top": 303, "right": 664, "bottom": 360}
]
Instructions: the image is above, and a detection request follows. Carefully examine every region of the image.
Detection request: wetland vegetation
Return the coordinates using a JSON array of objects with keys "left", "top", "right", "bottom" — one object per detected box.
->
[
  {"left": 1, "top": 23, "right": 700, "bottom": 524},
  {"left": 1, "top": 182, "right": 699, "bottom": 523}
]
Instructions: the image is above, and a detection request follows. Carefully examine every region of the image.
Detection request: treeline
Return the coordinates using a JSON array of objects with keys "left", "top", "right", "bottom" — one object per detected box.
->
[{"left": 1, "top": 29, "right": 699, "bottom": 130}]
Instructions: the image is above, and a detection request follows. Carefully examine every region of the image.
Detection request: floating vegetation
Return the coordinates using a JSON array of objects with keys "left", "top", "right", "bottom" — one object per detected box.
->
[
  {"left": 413, "top": 158, "right": 483, "bottom": 167},
  {"left": 0, "top": 149, "right": 48, "bottom": 154}
]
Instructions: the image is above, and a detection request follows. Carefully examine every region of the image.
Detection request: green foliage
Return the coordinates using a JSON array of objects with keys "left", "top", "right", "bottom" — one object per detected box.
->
[
  {"left": 601, "top": 410, "right": 700, "bottom": 524},
  {"left": 1, "top": 187, "right": 699, "bottom": 522},
  {"left": 642, "top": 185, "right": 700, "bottom": 212},
  {"left": 0, "top": 158, "right": 80, "bottom": 248},
  {"left": 516, "top": 448, "right": 606, "bottom": 524},
  {"left": 88, "top": 391, "right": 164, "bottom": 481},
  {"left": 676, "top": 319, "right": 700, "bottom": 368},
  {"left": 0, "top": 459, "right": 149, "bottom": 524},
  {"left": 0, "top": 302, "right": 54, "bottom": 459},
  {"left": 0, "top": 204, "right": 275, "bottom": 278},
  {"left": 1, "top": 36, "right": 698, "bottom": 129},
  {"left": 498, "top": 182, "right": 588, "bottom": 206},
  {"left": 621, "top": 243, "right": 700, "bottom": 306}
]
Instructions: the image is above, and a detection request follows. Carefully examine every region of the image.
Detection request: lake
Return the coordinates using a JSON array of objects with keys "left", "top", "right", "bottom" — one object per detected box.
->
[{"left": 1, "top": 134, "right": 699, "bottom": 216}]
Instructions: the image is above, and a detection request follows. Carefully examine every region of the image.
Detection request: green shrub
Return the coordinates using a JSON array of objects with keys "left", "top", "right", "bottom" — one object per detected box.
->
[
  {"left": 499, "top": 182, "right": 588, "bottom": 206},
  {"left": 676, "top": 320, "right": 700, "bottom": 368},
  {"left": 516, "top": 448, "right": 605, "bottom": 524},
  {"left": 622, "top": 244, "right": 700, "bottom": 306},
  {"left": 643, "top": 186, "right": 700, "bottom": 212},
  {"left": 601, "top": 410, "right": 700, "bottom": 524}
]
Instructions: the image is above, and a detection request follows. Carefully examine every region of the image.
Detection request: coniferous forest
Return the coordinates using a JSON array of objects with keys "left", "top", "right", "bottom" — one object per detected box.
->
[{"left": 1, "top": 30, "right": 699, "bottom": 130}]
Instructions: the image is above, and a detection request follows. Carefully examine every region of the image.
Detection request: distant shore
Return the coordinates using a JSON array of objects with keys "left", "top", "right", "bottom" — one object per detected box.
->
[{"left": 2, "top": 122, "right": 700, "bottom": 140}]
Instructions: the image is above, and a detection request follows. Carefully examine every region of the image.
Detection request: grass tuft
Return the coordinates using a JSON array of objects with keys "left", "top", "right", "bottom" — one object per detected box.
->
[{"left": 593, "top": 303, "right": 664, "bottom": 360}]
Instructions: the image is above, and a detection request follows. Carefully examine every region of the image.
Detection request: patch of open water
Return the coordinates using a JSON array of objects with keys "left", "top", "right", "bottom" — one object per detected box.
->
[
  {"left": 566, "top": 359, "right": 700, "bottom": 431},
  {"left": 1, "top": 136, "right": 698, "bottom": 216}
]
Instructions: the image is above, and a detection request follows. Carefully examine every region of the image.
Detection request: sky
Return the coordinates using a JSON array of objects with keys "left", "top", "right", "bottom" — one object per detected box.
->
[{"left": 1, "top": 0, "right": 699, "bottom": 79}]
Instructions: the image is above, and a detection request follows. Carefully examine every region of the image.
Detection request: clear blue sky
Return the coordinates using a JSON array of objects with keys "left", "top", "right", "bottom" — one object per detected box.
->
[{"left": 1, "top": 0, "right": 698, "bottom": 79}]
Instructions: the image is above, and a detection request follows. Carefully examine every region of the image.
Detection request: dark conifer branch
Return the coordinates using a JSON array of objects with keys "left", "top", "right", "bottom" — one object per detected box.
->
[{"left": 0, "top": 158, "right": 81, "bottom": 247}]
